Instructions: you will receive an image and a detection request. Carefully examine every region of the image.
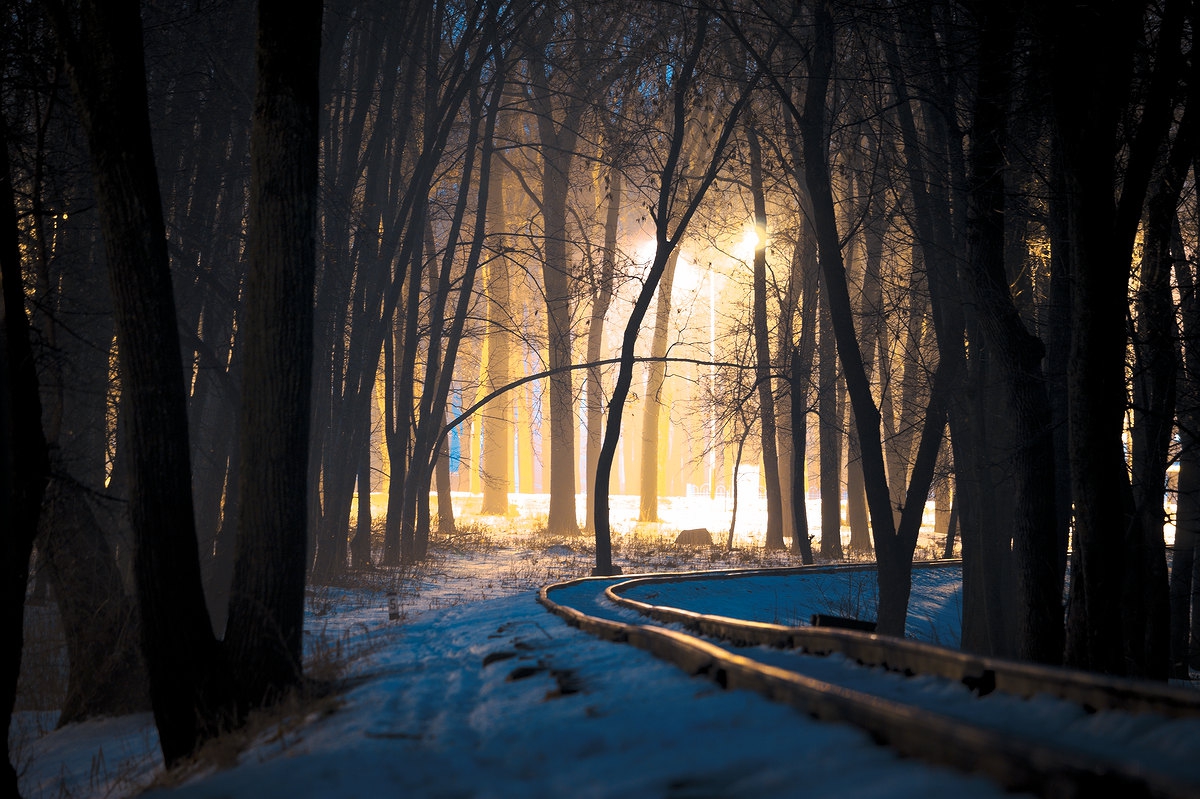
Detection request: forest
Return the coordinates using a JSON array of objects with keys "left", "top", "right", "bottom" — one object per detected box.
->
[{"left": 1, "top": 0, "right": 1197, "bottom": 787}]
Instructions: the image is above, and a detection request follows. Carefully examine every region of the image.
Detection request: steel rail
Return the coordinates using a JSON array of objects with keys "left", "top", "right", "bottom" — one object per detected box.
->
[
  {"left": 538, "top": 564, "right": 1200, "bottom": 799},
  {"left": 603, "top": 563, "right": 1200, "bottom": 719}
]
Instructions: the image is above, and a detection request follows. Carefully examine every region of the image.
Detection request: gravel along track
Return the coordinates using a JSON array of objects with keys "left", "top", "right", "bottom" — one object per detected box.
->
[{"left": 541, "top": 565, "right": 1200, "bottom": 799}]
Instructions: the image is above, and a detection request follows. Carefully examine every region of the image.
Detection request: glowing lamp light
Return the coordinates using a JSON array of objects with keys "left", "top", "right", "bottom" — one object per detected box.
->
[{"left": 734, "top": 225, "right": 765, "bottom": 261}]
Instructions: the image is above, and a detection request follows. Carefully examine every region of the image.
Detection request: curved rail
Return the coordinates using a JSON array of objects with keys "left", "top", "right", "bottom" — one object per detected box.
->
[
  {"left": 605, "top": 565, "right": 1200, "bottom": 719},
  {"left": 538, "top": 564, "right": 1200, "bottom": 799}
]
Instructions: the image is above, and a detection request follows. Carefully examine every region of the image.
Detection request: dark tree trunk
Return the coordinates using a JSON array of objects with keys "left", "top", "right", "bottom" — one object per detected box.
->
[
  {"left": 1128, "top": 134, "right": 1190, "bottom": 681},
  {"left": 54, "top": 0, "right": 231, "bottom": 762},
  {"left": 1045, "top": 141, "right": 1073, "bottom": 604},
  {"left": 787, "top": 224, "right": 819, "bottom": 562},
  {"left": 403, "top": 77, "right": 502, "bottom": 562},
  {"left": 1175, "top": 203, "right": 1200, "bottom": 675},
  {"left": 796, "top": 1, "right": 946, "bottom": 636},
  {"left": 790, "top": 344, "right": 814, "bottom": 563},
  {"left": 817, "top": 297, "right": 843, "bottom": 560},
  {"left": 785, "top": 123, "right": 819, "bottom": 562},
  {"left": 747, "top": 126, "right": 785, "bottom": 549},
  {"left": 38, "top": 478, "right": 148, "bottom": 724},
  {"left": 845, "top": 424, "right": 870, "bottom": 555},
  {"left": 223, "top": 0, "right": 322, "bottom": 709},
  {"left": 1, "top": 107, "right": 50, "bottom": 799},
  {"left": 1173, "top": 427, "right": 1200, "bottom": 675},
  {"left": 594, "top": 12, "right": 751, "bottom": 573},
  {"left": 385, "top": 246, "right": 422, "bottom": 566},
  {"left": 350, "top": 425, "right": 373, "bottom": 569},
  {"left": 964, "top": 2, "right": 1062, "bottom": 665},
  {"left": 436, "top": 434, "right": 454, "bottom": 535},
  {"left": 1052, "top": 0, "right": 1182, "bottom": 676}
]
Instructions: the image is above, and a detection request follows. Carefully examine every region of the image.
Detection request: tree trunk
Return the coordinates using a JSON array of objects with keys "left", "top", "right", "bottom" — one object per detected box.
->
[
  {"left": 786, "top": 123, "right": 819, "bottom": 562},
  {"left": 224, "top": 0, "right": 322, "bottom": 710},
  {"left": 38, "top": 478, "right": 148, "bottom": 724},
  {"left": 350, "top": 428, "right": 373, "bottom": 569},
  {"left": 964, "top": 3, "right": 1062, "bottom": 664},
  {"left": 384, "top": 250, "right": 422, "bottom": 566},
  {"left": 541, "top": 150, "right": 580, "bottom": 535},
  {"left": 1, "top": 107, "right": 50, "bottom": 799},
  {"left": 1052, "top": 0, "right": 1182, "bottom": 675},
  {"left": 1174, "top": 200, "right": 1200, "bottom": 674},
  {"left": 403, "top": 78, "right": 502, "bottom": 561},
  {"left": 817, "top": 296, "right": 843, "bottom": 560},
  {"left": 436, "top": 434, "right": 454, "bottom": 535},
  {"left": 481, "top": 135, "right": 512, "bottom": 516},
  {"left": 846, "top": 426, "right": 870, "bottom": 554},
  {"left": 594, "top": 11, "right": 752, "bottom": 573},
  {"left": 790, "top": 345, "right": 814, "bottom": 563},
  {"left": 747, "top": 126, "right": 785, "bottom": 549},
  {"left": 55, "top": 0, "right": 231, "bottom": 762},
  {"left": 585, "top": 168, "right": 620, "bottom": 529},
  {"left": 1173, "top": 425, "right": 1200, "bottom": 675},
  {"left": 797, "top": 1, "right": 945, "bottom": 636},
  {"left": 638, "top": 250, "right": 679, "bottom": 523},
  {"left": 1127, "top": 157, "right": 1187, "bottom": 680}
]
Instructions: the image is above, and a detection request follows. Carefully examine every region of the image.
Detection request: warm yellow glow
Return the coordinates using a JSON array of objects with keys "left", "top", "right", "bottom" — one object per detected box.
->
[
  {"left": 671, "top": 253, "right": 703, "bottom": 296},
  {"left": 733, "top": 226, "right": 764, "bottom": 262},
  {"left": 634, "top": 238, "right": 658, "bottom": 265}
]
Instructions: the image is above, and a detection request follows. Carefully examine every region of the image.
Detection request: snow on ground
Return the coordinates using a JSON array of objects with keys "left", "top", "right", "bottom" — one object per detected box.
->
[
  {"left": 2, "top": 493, "right": 1033, "bottom": 797},
  {"left": 612, "top": 565, "right": 963, "bottom": 646}
]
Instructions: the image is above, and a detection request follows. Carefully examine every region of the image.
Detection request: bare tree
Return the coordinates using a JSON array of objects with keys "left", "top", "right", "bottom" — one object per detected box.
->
[{"left": 593, "top": 9, "right": 760, "bottom": 574}]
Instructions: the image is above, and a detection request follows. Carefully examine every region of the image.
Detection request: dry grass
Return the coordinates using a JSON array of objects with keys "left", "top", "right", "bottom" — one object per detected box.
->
[
  {"left": 149, "top": 686, "right": 344, "bottom": 792},
  {"left": 810, "top": 568, "right": 877, "bottom": 622}
]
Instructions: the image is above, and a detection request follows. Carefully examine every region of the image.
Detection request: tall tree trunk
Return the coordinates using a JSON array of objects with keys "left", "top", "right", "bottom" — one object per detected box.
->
[
  {"left": 797, "top": 1, "right": 945, "bottom": 636},
  {"left": 817, "top": 296, "right": 843, "bottom": 560},
  {"left": 1, "top": 108, "right": 50, "bottom": 799},
  {"left": 881, "top": 7, "right": 1018, "bottom": 655},
  {"left": 436, "top": 431, "right": 454, "bottom": 535},
  {"left": 846, "top": 425, "right": 870, "bottom": 554},
  {"left": 1052, "top": 0, "right": 1182, "bottom": 676},
  {"left": 786, "top": 122, "right": 819, "bottom": 562},
  {"left": 638, "top": 250, "right": 679, "bottom": 522},
  {"left": 585, "top": 168, "right": 620, "bottom": 529},
  {"left": 403, "top": 77, "right": 502, "bottom": 562},
  {"left": 540, "top": 150, "right": 580, "bottom": 535},
  {"left": 481, "top": 135, "right": 512, "bottom": 516},
  {"left": 1128, "top": 150, "right": 1188, "bottom": 680},
  {"left": 747, "top": 126, "right": 784, "bottom": 549},
  {"left": 350, "top": 427, "right": 373, "bottom": 569},
  {"left": 594, "top": 12, "right": 753, "bottom": 573},
  {"left": 384, "top": 249, "right": 422, "bottom": 565},
  {"left": 54, "top": 0, "right": 232, "bottom": 762},
  {"left": 1174, "top": 211, "right": 1200, "bottom": 675},
  {"left": 224, "top": 0, "right": 322, "bottom": 710},
  {"left": 790, "top": 345, "right": 814, "bottom": 563},
  {"left": 964, "top": 2, "right": 1062, "bottom": 664},
  {"left": 1173, "top": 422, "right": 1200, "bottom": 675}
]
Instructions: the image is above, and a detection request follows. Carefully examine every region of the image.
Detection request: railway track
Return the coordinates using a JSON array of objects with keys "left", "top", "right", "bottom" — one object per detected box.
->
[{"left": 538, "top": 563, "right": 1200, "bottom": 799}]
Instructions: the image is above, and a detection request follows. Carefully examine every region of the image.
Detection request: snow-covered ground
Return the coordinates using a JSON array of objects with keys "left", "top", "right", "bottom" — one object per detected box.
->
[{"left": 7, "top": 491, "right": 1163, "bottom": 798}]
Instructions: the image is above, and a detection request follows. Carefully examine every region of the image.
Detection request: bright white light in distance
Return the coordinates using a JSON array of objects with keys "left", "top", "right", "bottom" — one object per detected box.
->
[
  {"left": 634, "top": 238, "right": 658, "bottom": 265},
  {"left": 733, "top": 226, "right": 764, "bottom": 262}
]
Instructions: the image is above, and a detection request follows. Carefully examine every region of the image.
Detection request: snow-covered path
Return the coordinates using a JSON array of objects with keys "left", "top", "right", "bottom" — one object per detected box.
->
[
  {"left": 12, "top": 527, "right": 1192, "bottom": 799},
  {"left": 134, "top": 589, "right": 1015, "bottom": 799}
]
